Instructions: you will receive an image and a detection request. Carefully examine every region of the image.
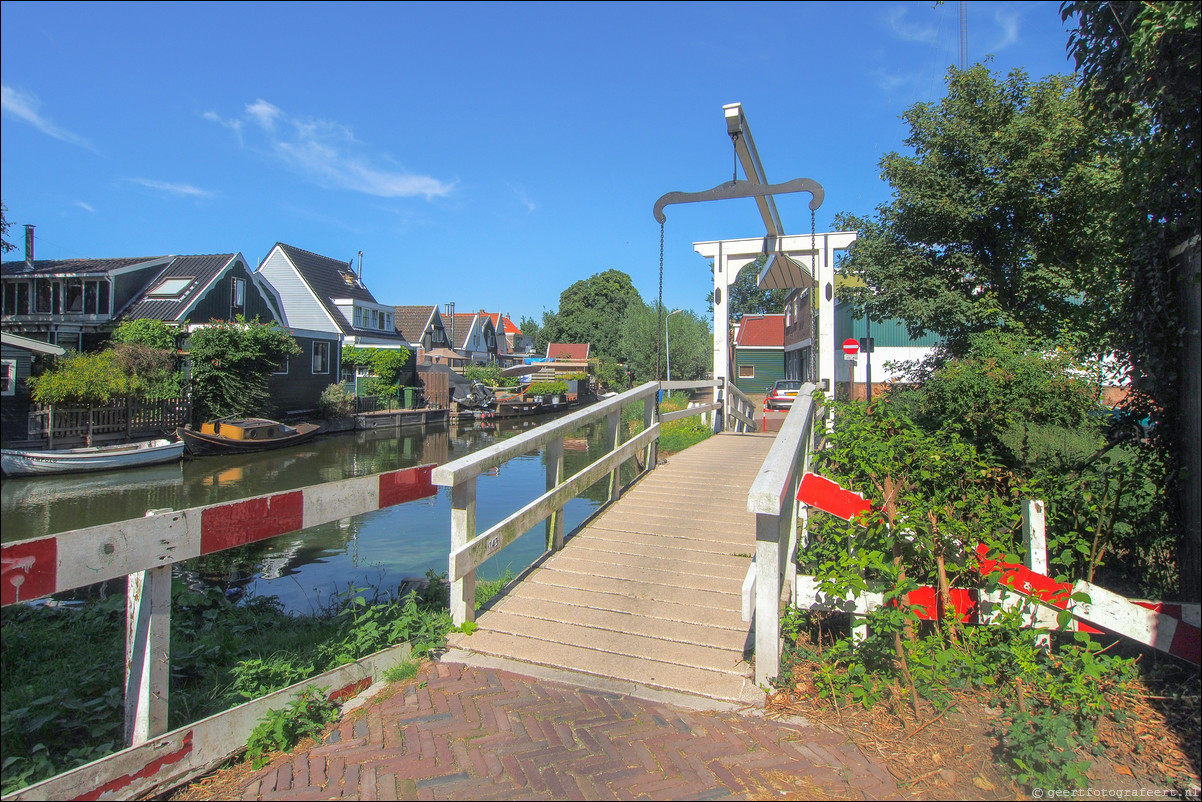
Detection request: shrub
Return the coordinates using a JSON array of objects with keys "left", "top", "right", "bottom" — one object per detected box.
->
[{"left": 317, "top": 384, "right": 356, "bottom": 419}]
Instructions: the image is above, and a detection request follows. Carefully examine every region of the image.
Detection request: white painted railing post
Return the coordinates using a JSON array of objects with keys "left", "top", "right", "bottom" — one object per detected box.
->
[
  {"left": 546, "top": 437, "right": 565, "bottom": 551},
  {"left": 125, "top": 565, "right": 170, "bottom": 745},
  {"left": 1023, "top": 498, "right": 1056, "bottom": 640},
  {"left": 450, "top": 477, "right": 477, "bottom": 625},
  {"left": 606, "top": 409, "right": 621, "bottom": 503},
  {"left": 754, "top": 512, "right": 782, "bottom": 688}
]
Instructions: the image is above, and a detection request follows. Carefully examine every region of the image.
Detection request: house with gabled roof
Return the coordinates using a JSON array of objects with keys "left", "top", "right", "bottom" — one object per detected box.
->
[
  {"left": 2, "top": 231, "right": 277, "bottom": 351},
  {"left": 255, "top": 243, "right": 409, "bottom": 350},
  {"left": 394, "top": 305, "right": 451, "bottom": 363},
  {"left": 732, "top": 313, "right": 785, "bottom": 395},
  {"left": 446, "top": 312, "right": 498, "bottom": 365},
  {"left": 481, "top": 313, "right": 533, "bottom": 358}
]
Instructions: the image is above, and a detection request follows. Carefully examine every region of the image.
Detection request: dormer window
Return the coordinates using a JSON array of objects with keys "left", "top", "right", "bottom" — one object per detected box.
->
[{"left": 148, "top": 277, "right": 194, "bottom": 298}]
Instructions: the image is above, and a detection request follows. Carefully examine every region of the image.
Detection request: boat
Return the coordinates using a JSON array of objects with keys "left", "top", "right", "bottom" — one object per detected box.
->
[
  {"left": 177, "top": 417, "right": 321, "bottom": 456},
  {"left": 1, "top": 438, "right": 185, "bottom": 477}
]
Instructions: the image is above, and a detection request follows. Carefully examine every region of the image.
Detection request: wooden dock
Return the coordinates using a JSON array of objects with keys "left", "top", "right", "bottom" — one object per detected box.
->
[{"left": 446, "top": 432, "right": 777, "bottom": 706}]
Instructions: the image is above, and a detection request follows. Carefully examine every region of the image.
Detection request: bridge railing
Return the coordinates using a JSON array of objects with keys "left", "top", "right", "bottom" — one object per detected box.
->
[
  {"left": 723, "top": 381, "right": 760, "bottom": 432},
  {"left": 0, "top": 464, "right": 438, "bottom": 751},
  {"left": 745, "top": 382, "right": 820, "bottom": 687},
  {"left": 433, "top": 380, "right": 724, "bottom": 626}
]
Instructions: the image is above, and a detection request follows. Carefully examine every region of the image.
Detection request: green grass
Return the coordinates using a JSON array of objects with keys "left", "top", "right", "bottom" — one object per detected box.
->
[{"left": 0, "top": 575, "right": 455, "bottom": 795}]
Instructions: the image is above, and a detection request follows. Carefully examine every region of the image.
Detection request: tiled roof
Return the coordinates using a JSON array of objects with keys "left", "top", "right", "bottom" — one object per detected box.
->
[
  {"left": 547, "top": 343, "right": 589, "bottom": 360},
  {"left": 2, "top": 256, "right": 166, "bottom": 277},
  {"left": 276, "top": 243, "right": 379, "bottom": 335},
  {"left": 483, "top": 313, "right": 521, "bottom": 335},
  {"left": 735, "top": 314, "right": 784, "bottom": 347},
  {"left": 122, "top": 254, "right": 237, "bottom": 322},
  {"left": 447, "top": 313, "right": 479, "bottom": 350},
  {"left": 394, "top": 305, "right": 439, "bottom": 341}
]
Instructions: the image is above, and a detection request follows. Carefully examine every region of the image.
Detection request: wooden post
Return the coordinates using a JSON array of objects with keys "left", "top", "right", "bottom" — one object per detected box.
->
[
  {"left": 125, "top": 565, "right": 171, "bottom": 745},
  {"left": 449, "top": 478, "right": 477, "bottom": 625},
  {"left": 125, "top": 397, "right": 133, "bottom": 439},
  {"left": 644, "top": 394, "right": 657, "bottom": 471},
  {"left": 606, "top": 409, "right": 621, "bottom": 503},
  {"left": 545, "top": 437, "right": 565, "bottom": 551},
  {"left": 1022, "top": 498, "right": 1055, "bottom": 641},
  {"left": 754, "top": 511, "right": 782, "bottom": 688}
]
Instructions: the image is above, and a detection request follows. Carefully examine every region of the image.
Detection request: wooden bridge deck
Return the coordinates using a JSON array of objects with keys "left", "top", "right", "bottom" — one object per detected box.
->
[{"left": 446, "top": 432, "right": 777, "bottom": 706}]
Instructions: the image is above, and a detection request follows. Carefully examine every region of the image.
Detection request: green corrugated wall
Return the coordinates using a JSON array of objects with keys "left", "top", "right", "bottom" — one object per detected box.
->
[{"left": 733, "top": 349, "right": 784, "bottom": 395}]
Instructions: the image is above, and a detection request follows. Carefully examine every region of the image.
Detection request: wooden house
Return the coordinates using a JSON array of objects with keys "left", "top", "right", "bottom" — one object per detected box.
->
[
  {"left": 732, "top": 314, "right": 785, "bottom": 395},
  {"left": 1, "top": 332, "right": 65, "bottom": 443}
]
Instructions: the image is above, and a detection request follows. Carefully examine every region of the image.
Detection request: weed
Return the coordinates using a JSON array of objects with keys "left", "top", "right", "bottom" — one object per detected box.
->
[
  {"left": 383, "top": 660, "right": 420, "bottom": 684},
  {"left": 244, "top": 686, "right": 339, "bottom": 770}
]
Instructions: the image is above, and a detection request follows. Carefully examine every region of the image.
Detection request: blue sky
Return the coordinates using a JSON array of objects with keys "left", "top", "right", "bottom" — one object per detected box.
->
[{"left": 1, "top": 1, "right": 1079, "bottom": 326}]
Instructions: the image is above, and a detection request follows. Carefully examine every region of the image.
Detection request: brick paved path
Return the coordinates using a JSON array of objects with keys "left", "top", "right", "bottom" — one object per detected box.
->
[{"left": 238, "top": 662, "right": 900, "bottom": 801}]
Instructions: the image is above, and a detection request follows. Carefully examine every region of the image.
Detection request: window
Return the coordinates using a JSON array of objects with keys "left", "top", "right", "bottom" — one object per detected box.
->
[
  {"left": 3, "top": 282, "right": 32, "bottom": 315},
  {"left": 354, "top": 307, "right": 363, "bottom": 328},
  {"left": 148, "top": 278, "right": 194, "bottom": 298},
  {"left": 739, "top": 365, "right": 755, "bottom": 378},
  {"left": 65, "top": 279, "right": 84, "bottom": 313},
  {"left": 312, "top": 342, "right": 330, "bottom": 374},
  {"left": 231, "top": 278, "right": 246, "bottom": 311},
  {"left": 1, "top": 359, "right": 15, "bottom": 396},
  {"left": 273, "top": 355, "right": 289, "bottom": 375}
]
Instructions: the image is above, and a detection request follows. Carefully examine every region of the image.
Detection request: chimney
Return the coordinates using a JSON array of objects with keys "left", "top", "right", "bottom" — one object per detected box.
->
[
  {"left": 24, "top": 225, "right": 35, "bottom": 266},
  {"left": 357, "top": 250, "right": 363, "bottom": 279}
]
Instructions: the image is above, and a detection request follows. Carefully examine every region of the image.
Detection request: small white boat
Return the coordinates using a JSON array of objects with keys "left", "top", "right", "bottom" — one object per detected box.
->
[{"left": 1, "top": 438, "right": 185, "bottom": 477}]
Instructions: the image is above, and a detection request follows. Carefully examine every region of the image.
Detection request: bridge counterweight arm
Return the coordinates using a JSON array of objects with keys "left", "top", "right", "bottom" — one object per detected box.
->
[{"left": 653, "top": 178, "right": 825, "bottom": 225}]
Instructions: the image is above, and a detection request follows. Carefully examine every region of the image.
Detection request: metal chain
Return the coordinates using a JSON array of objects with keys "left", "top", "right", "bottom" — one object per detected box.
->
[
  {"left": 811, "top": 208, "right": 818, "bottom": 383},
  {"left": 656, "top": 220, "right": 665, "bottom": 413}
]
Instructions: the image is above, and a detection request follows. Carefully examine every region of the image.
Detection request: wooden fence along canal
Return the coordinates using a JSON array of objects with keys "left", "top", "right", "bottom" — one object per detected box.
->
[{"left": 26, "top": 397, "right": 191, "bottom": 448}]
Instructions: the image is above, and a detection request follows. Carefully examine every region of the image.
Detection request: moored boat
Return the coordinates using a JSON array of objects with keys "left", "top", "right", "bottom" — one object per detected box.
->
[
  {"left": 177, "top": 418, "right": 321, "bottom": 456},
  {"left": 1, "top": 438, "right": 185, "bottom": 477}
]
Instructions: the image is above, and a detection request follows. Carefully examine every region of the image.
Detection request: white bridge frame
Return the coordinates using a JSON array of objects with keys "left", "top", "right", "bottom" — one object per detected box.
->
[{"left": 687, "top": 103, "right": 857, "bottom": 409}]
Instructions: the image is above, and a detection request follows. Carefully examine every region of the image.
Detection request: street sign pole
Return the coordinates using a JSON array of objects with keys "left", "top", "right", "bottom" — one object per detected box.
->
[{"left": 842, "top": 338, "right": 860, "bottom": 401}]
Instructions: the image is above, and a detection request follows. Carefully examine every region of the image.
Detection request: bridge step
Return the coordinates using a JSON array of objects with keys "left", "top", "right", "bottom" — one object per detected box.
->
[{"left": 451, "top": 433, "right": 775, "bottom": 706}]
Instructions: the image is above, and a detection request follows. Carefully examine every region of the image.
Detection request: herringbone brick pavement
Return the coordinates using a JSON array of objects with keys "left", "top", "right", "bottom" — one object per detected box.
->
[{"left": 236, "top": 662, "right": 901, "bottom": 800}]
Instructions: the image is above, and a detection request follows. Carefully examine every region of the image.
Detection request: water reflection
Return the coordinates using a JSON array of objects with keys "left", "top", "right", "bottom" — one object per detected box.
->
[{"left": 1, "top": 413, "right": 638, "bottom": 613}]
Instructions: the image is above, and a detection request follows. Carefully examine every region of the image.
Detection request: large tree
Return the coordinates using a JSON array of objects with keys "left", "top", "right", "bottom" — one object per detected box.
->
[
  {"left": 187, "top": 317, "right": 301, "bottom": 423},
  {"left": 617, "top": 303, "right": 712, "bottom": 384},
  {"left": 539, "top": 269, "right": 643, "bottom": 361},
  {"left": 1063, "top": 0, "right": 1201, "bottom": 600},
  {"left": 835, "top": 65, "right": 1123, "bottom": 356}
]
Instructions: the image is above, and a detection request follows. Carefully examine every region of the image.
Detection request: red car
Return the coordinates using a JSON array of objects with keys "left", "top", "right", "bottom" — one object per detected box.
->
[{"left": 765, "top": 380, "right": 802, "bottom": 410}]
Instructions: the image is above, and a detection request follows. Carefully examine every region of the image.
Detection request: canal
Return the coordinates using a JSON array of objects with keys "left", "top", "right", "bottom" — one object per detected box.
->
[{"left": 0, "top": 414, "right": 622, "bottom": 612}]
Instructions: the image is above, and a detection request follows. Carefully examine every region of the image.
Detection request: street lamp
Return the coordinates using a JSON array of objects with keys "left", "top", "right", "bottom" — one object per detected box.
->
[{"left": 665, "top": 309, "right": 683, "bottom": 383}]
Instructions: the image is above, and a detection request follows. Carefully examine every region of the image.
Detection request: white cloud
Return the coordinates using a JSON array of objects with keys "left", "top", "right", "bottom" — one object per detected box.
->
[
  {"left": 246, "top": 99, "right": 283, "bottom": 132},
  {"left": 206, "top": 99, "right": 452, "bottom": 199},
  {"left": 886, "top": 6, "right": 937, "bottom": 45},
  {"left": 75, "top": 201, "right": 95, "bottom": 213},
  {"left": 126, "top": 178, "right": 215, "bottom": 199},
  {"left": 1, "top": 85, "right": 95, "bottom": 150},
  {"left": 512, "top": 186, "right": 536, "bottom": 212},
  {"left": 990, "top": 9, "right": 1021, "bottom": 51}
]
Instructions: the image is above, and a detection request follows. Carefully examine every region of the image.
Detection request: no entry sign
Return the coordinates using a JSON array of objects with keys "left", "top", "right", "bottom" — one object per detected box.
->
[{"left": 842, "top": 338, "right": 860, "bottom": 356}]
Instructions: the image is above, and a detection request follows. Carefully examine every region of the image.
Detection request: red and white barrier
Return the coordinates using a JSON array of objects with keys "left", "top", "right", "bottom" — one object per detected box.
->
[
  {"left": 794, "top": 471, "right": 1202, "bottom": 665},
  {"left": 1, "top": 464, "right": 437, "bottom": 607}
]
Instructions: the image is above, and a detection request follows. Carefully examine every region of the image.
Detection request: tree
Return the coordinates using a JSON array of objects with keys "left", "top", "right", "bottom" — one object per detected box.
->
[
  {"left": 835, "top": 65, "right": 1123, "bottom": 356},
  {"left": 1063, "top": 0, "right": 1201, "bottom": 601},
  {"left": 706, "top": 255, "right": 787, "bottom": 322},
  {"left": 617, "top": 303, "right": 712, "bottom": 384},
  {"left": 112, "top": 319, "right": 178, "bottom": 351},
  {"left": 186, "top": 317, "right": 301, "bottom": 422},
  {"left": 1, "top": 201, "right": 16, "bottom": 254},
  {"left": 539, "top": 270, "right": 643, "bottom": 361}
]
